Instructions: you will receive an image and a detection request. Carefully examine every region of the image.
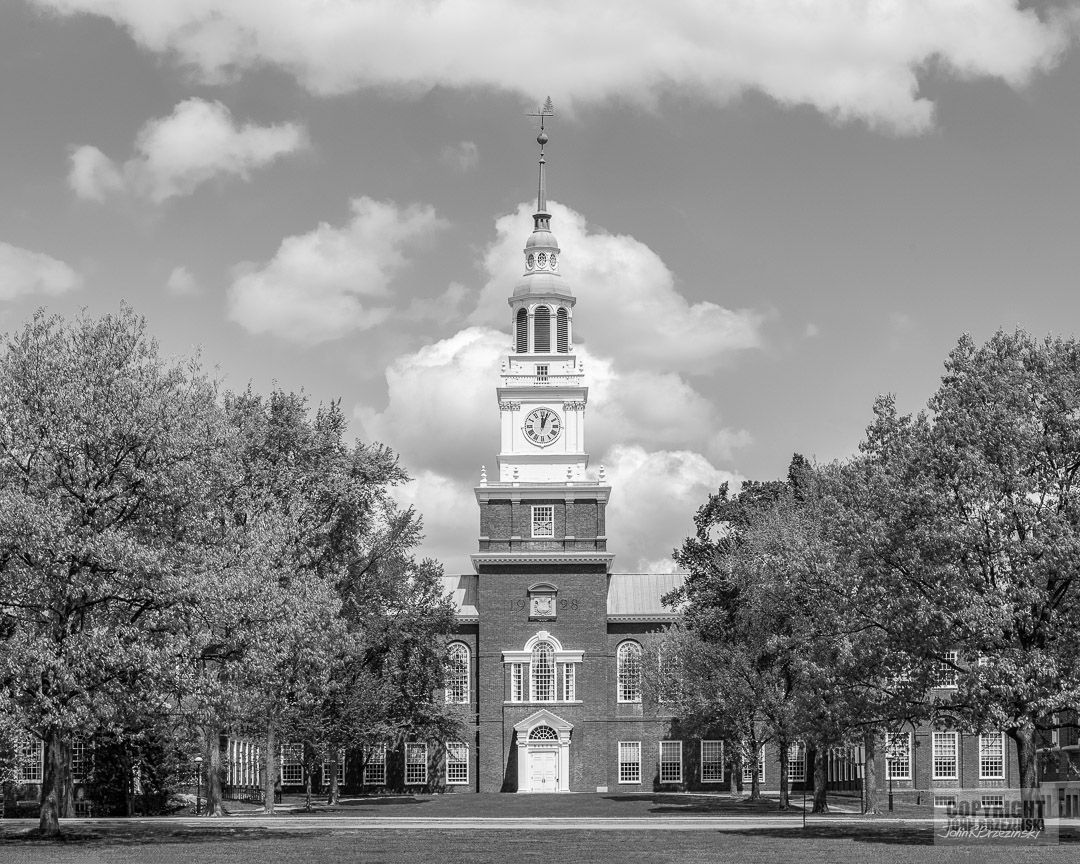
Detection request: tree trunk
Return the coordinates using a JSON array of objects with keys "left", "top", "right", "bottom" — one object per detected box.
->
[
  {"left": 778, "top": 738, "right": 790, "bottom": 810},
  {"left": 37, "top": 728, "right": 71, "bottom": 836},
  {"left": 262, "top": 726, "right": 277, "bottom": 815},
  {"left": 327, "top": 746, "right": 340, "bottom": 805},
  {"left": 1010, "top": 722, "right": 1041, "bottom": 820},
  {"left": 812, "top": 745, "right": 829, "bottom": 813},
  {"left": 863, "top": 730, "right": 881, "bottom": 815},
  {"left": 728, "top": 746, "right": 740, "bottom": 796},
  {"left": 203, "top": 727, "right": 225, "bottom": 817},
  {"left": 304, "top": 760, "right": 312, "bottom": 811},
  {"left": 121, "top": 745, "right": 133, "bottom": 818}
]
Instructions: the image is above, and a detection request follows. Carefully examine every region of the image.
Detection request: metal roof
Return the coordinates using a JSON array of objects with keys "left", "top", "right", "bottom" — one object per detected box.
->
[
  {"left": 606, "top": 572, "right": 686, "bottom": 622},
  {"left": 440, "top": 574, "right": 479, "bottom": 621}
]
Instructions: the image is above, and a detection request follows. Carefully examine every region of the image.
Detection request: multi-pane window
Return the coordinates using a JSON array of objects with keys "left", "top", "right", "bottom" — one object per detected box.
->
[
  {"left": 619, "top": 741, "right": 641, "bottom": 784},
  {"left": 742, "top": 745, "right": 765, "bottom": 784},
  {"left": 787, "top": 742, "right": 806, "bottom": 783},
  {"left": 934, "top": 795, "right": 957, "bottom": 808},
  {"left": 701, "top": 740, "right": 724, "bottom": 783},
  {"left": 363, "top": 745, "right": 386, "bottom": 785},
  {"left": 17, "top": 736, "right": 42, "bottom": 783},
  {"left": 660, "top": 741, "right": 683, "bottom": 784},
  {"left": 559, "top": 662, "right": 575, "bottom": 701},
  {"left": 979, "top": 732, "right": 1004, "bottom": 780},
  {"left": 530, "top": 641, "right": 556, "bottom": 701},
  {"left": 445, "top": 642, "right": 470, "bottom": 704},
  {"left": 511, "top": 663, "right": 525, "bottom": 702},
  {"left": 885, "top": 731, "right": 912, "bottom": 780},
  {"left": 321, "top": 749, "right": 345, "bottom": 785},
  {"left": 932, "top": 732, "right": 958, "bottom": 779},
  {"left": 933, "top": 650, "right": 959, "bottom": 688},
  {"left": 405, "top": 743, "right": 428, "bottom": 785},
  {"left": 981, "top": 795, "right": 1005, "bottom": 812},
  {"left": 617, "top": 641, "right": 642, "bottom": 703},
  {"left": 71, "top": 736, "right": 88, "bottom": 782},
  {"left": 445, "top": 742, "right": 469, "bottom": 785},
  {"left": 535, "top": 363, "right": 549, "bottom": 384},
  {"left": 531, "top": 506, "right": 554, "bottom": 538},
  {"left": 281, "top": 743, "right": 304, "bottom": 784}
]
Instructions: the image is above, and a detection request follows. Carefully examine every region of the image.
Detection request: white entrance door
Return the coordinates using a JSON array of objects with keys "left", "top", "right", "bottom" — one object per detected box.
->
[{"left": 528, "top": 749, "right": 558, "bottom": 792}]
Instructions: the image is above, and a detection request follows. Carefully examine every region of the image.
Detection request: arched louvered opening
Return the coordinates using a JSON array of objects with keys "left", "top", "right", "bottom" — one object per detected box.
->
[
  {"left": 556, "top": 308, "right": 569, "bottom": 352},
  {"left": 533, "top": 306, "right": 551, "bottom": 353},
  {"left": 515, "top": 308, "right": 528, "bottom": 353}
]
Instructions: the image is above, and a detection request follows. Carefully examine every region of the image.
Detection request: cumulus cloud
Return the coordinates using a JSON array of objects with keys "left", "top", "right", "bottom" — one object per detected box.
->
[
  {"left": 165, "top": 265, "right": 201, "bottom": 297},
  {"left": 228, "top": 196, "right": 446, "bottom": 344},
  {"left": 439, "top": 141, "right": 479, "bottom": 173},
  {"left": 68, "top": 98, "right": 307, "bottom": 203},
  {"left": 33, "top": 1, "right": 1079, "bottom": 133},
  {"left": 472, "top": 201, "right": 764, "bottom": 373},
  {"left": 0, "top": 241, "right": 82, "bottom": 300}
]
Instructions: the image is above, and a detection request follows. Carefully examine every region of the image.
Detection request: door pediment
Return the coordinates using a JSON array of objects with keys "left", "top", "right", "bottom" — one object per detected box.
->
[{"left": 513, "top": 708, "right": 573, "bottom": 734}]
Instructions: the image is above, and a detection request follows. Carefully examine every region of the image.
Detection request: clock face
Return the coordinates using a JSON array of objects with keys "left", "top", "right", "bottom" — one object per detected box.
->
[{"left": 523, "top": 407, "right": 562, "bottom": 446}]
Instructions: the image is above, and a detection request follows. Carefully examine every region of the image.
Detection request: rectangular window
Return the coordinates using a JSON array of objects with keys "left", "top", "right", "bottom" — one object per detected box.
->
[
  {"left": 979, "top": 732, "right": 1004, "bottom": 780},
  {"left": 660, "top": 741, "right": 683, "bottom": 784},
  {"left": 17, "top": 736, "right": 43, "bottom": 784},
  {"left": 934, "top": 795, "right": 957, "bottom": 808},
  {"left": 363, "top": 744, "right": 386, "bottom": 785},
  {"left": 742, "top": 745, "right": 765, "bottom": 784},
  {"left": 885, "top": 731, "right": 912, "bottom": 781},
  {"left": 933, "top": 650, "right": 959, "bottom": 688},
  {"left": 446, "top": 742, "right": 469, "bottom": 785},
  {"left": 531, "top": 505, "right": 554, "bottom": 538},
  {"left": 281, "top": 743, "right": 304, "bottom": 784},
  {"left": 321, "top": 749, "right": 345, "bottom": 785},
  {"left": 980, "top": 795, "right": 1005, "bottom": 812},
  {"left": 535, "top": 364, "right": 549, "bottom": 384},
  {"left": 932, "top": 731, "right": 958, "bottom": 780},
  {"left": 619, "top": 741, "right": 641, "bottom": 784},
  {"left": 701, "top": 740, "right": 724, "bottom": 783},
  {"left": 559, "top": 662, "right": 575, "bottom": 701},
  {"left": 71, "top": 737, "right": 88, "bottom": 782},
  {"left": 531, "top": 652, "right": 555, "bottom": 702},
  {"left": 511, "top": 663, "right": 525, "bottom": 702},
  {"left": 405, "top": 742, "right": 428, "bottom": 785},
  {"left": 787, "top": 742, "right": 806, "bottom": 783}
]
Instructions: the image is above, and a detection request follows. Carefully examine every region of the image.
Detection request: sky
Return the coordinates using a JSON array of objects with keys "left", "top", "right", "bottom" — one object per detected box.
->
[{"left": 3, "top": 1, "right": 1080, "bottom": 575}]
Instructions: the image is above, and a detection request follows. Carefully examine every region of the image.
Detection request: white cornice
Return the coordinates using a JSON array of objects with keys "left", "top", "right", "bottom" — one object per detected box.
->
[
  {"left": 475, "top": 483, "right": 611, "bottom": 503},
  {"left": 471, "top": 551, "right": 614, "bottom": 572}
]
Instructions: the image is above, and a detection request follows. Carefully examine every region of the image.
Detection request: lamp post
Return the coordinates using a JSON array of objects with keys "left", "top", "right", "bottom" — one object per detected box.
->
[{"left": 194, "top": 755, "right": 203, "bottom": 816}]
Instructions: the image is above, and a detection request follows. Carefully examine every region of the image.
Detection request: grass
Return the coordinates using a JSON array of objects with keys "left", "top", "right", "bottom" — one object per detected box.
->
[{"left": 0, "top": 826, "right": 1075, "bottom": 864}]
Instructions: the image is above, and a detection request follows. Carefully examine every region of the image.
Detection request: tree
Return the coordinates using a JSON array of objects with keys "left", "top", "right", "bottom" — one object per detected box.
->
[
  {"left": 0, "top": 308, "right": 222, "bottom": 836},
  {"left": 850, "top": 331, "right": 1080, "bottom": 808}
]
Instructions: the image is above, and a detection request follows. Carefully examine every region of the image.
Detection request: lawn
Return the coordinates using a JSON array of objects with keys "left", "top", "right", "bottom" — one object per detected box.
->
[{"left": 0, "top": 824, "right": 1075, "bottom": 864}]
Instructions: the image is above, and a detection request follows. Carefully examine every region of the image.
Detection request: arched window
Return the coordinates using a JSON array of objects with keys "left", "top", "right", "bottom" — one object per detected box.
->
[
  {"left": 556, "top": 308, "right": 569, "bottom": 353},
  {"left": 515, "top": 308, "right": 528, "bottom": 353},
  {"left": 617, "top": 641, "right": 642, "bottom": 703},
  {"left": 445, "top": 642, "right": 470, "bottom": 704},
  {"left": 531, "top": 640, "right": 556, "bottom": 701},
  {"left": 529, "top": 725, "right": 559, "bottom": 741},
  {"left": 533, "top": 306, "right": 551, "bottom": 353}
]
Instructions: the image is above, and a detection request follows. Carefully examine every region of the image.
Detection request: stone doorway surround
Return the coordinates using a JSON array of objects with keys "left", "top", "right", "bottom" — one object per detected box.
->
[{"left": 514, "top": 708, "right": 573, "bottom": 792}]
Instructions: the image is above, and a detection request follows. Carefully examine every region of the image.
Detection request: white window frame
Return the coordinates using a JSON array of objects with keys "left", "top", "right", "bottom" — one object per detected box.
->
[
  {"left": 531, "top": 505, "right": 554, "bottom": 538},
  {"left": 885, "top": 731, "right": 912, "bottom": 781},
  {"left": 559, "top": 662, "right": 575, "bottom": 701},
  {"left": 445, "top": 742, "right": 469, "bottom": 786},
  {"left": 660, "top": 740, "right": 683, "bottom": 784},
  {"left": 321, "top": 748, "right": 345, "bottom": 785},
  {"left": 17, "top": 736, "right": 43, "bottom": 784},
  {"left": 405, "top": 742, "right": 428, "bottom": 785},
  {"left": 932, "top": 731, "right": 958, "bottom": 780},
  {"left": 619, "top": 741, "right": 641, "bottom": 784},
  {"left": 979, "top": 732, "right": 1005, "bottom": 780},
  {"left": 530, "top": 641, "right": 556, "bottom": 701},
  {"left": 71, "top": 736, "right": 88, "bottom": 783},
  {"left": 933, "top": 650, "right": 959, "bottom": 689},
  {"left": 934, "top": 794, "right": 957, "bottom": 808},
  {"left": 742, "top": 744, "right": 765, "bottom": 784},
  {"left": 510, "top": 662, "right": 525, "bottom": 702},
  {"left": 701, "top": 740, "right": 724, "bottom": 783},
  {"left": 363, "top": 744, "right": 386, "bottom": 785},
  {"left": 535, "top": 363, "right": 549, "bottom": 384},
  {"left": 617, "top": 641, "right": 642, "bottom": 703},
  {"left": 281, "top": 742, "right": 304, "bottom": 785},
  {"left": 445, "top": 642, "right": 470, "bottom": 704},
  {"left": 787, "top": 741, "right": 806, "bottom": 783}
]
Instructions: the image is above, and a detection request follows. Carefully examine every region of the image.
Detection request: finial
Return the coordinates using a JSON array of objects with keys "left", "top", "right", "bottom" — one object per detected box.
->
[
  {"left": 527, "top": 97, "right": 555, "bottom": 227},
  {"left": 599, "top": 464, "right": 606, "bottom": 482},
  {"left": 567, "top": 466, "right": 573, "bottom": 481},
  {"left": 513, "top": 466, "right": 519, "bottom": 482},
  {"left": 480, "top": 465, "right": 487, "bottom": 486}
]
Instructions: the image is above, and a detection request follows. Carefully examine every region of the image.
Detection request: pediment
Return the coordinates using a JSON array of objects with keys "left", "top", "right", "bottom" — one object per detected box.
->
[{"left": 513, "top": 708, "right": 574, "bottom": 733}]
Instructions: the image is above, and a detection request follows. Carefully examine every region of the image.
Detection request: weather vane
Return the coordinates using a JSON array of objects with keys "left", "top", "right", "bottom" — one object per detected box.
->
[
  {"left": 526, "top": 98, "right": 554, "bottom": 215},
  {"left": 527, "top": 96, "right": 555, "bottom": 135}
]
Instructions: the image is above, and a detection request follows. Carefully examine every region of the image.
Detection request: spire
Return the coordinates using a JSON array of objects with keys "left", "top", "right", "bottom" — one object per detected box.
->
[{"left": 528, "top": 97, "right": 554, "bottom": 231}]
